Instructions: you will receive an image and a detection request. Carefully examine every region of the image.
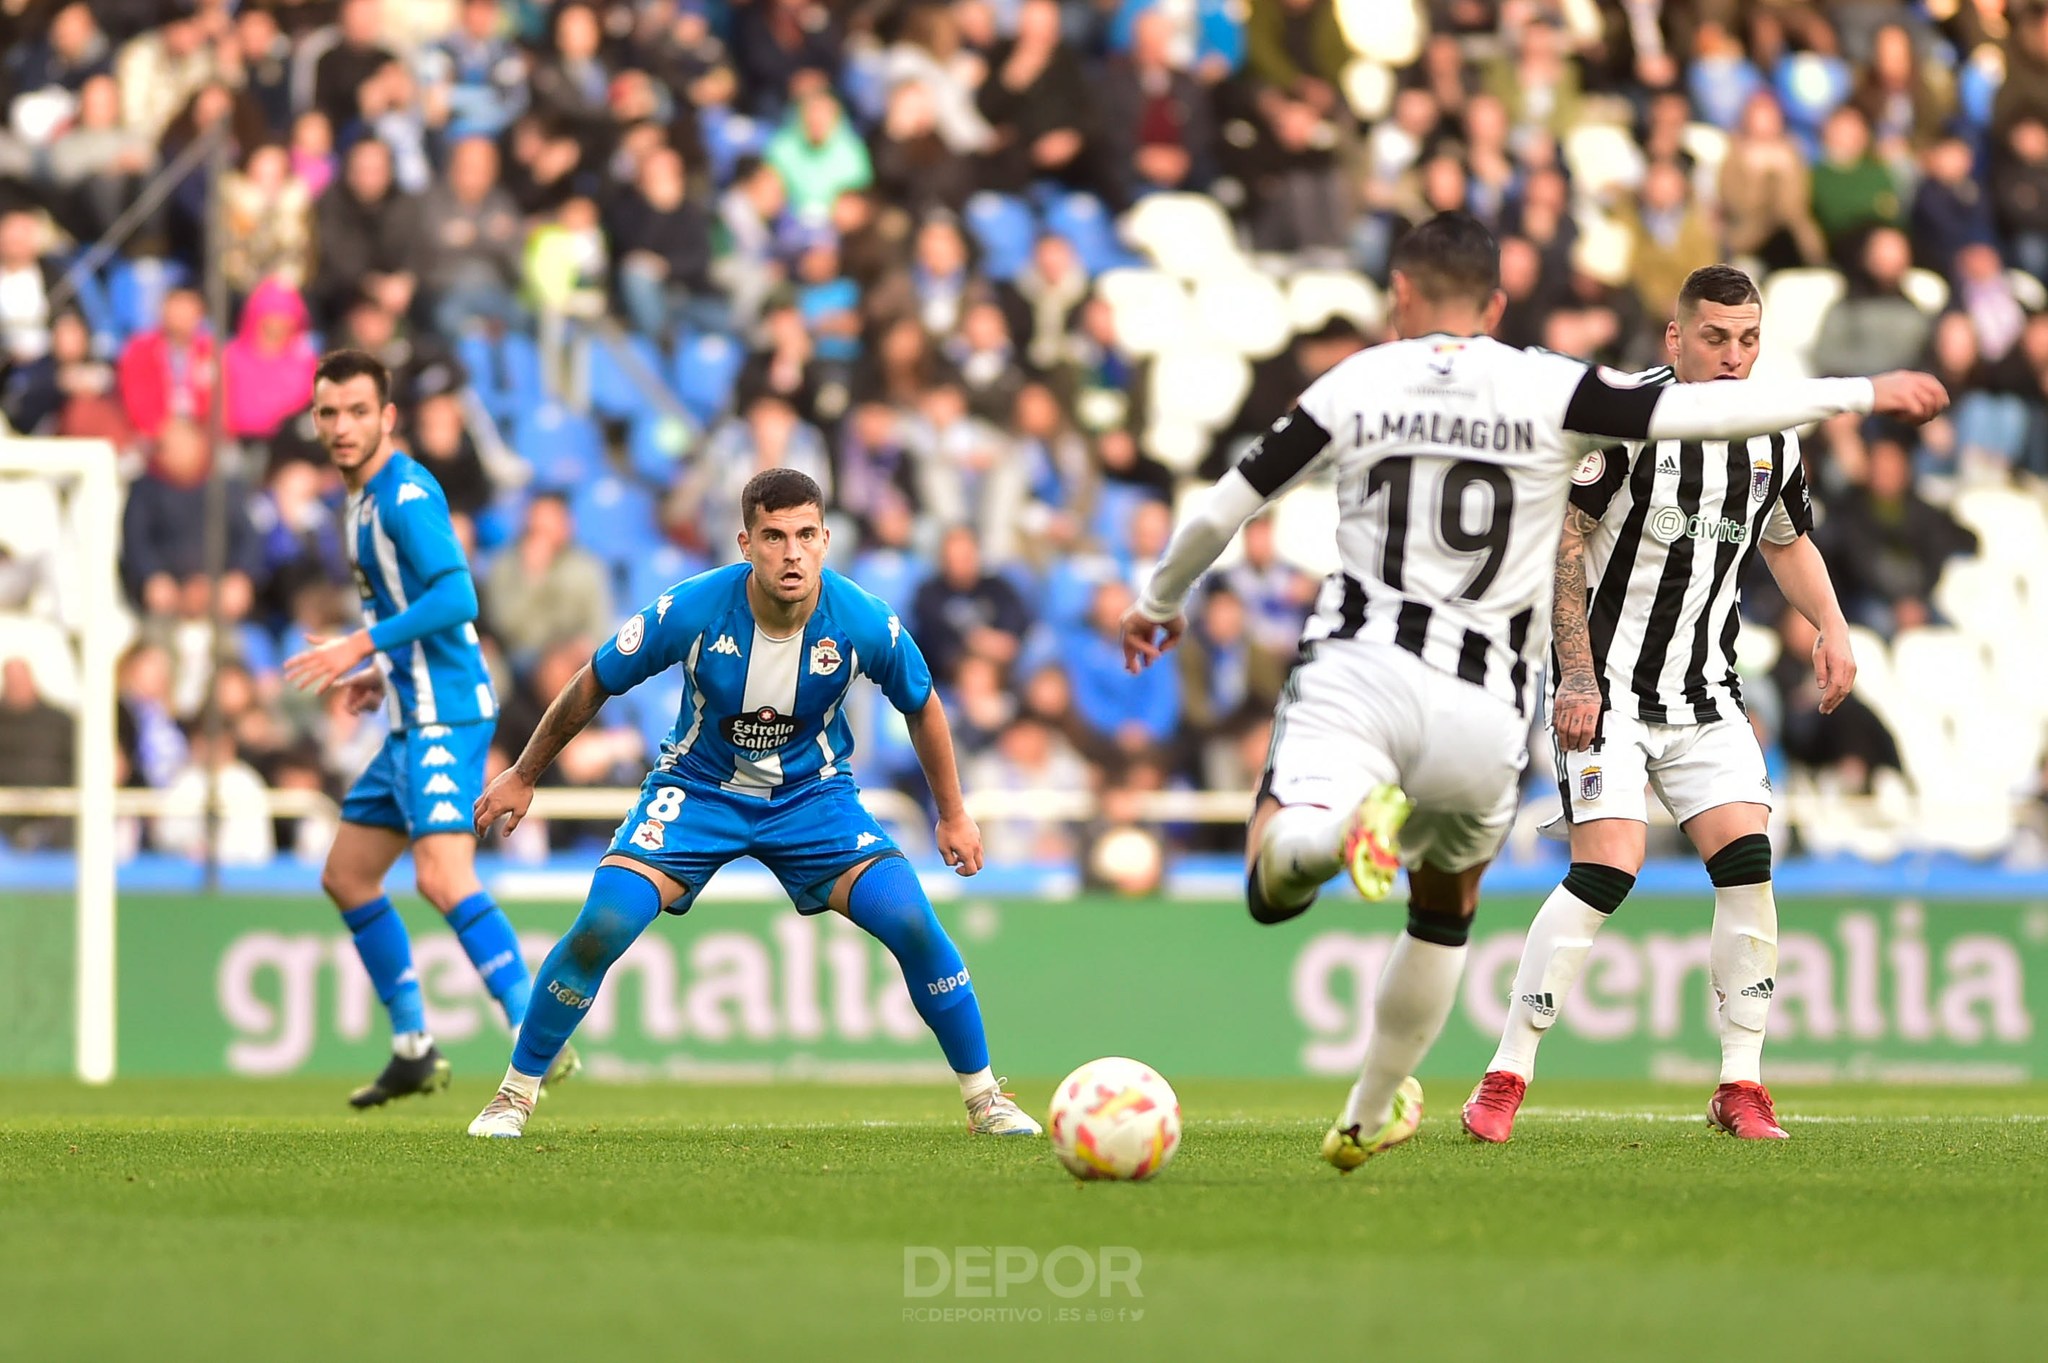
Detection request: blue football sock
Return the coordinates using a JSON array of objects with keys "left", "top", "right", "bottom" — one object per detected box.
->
[
  {"left": 447, "top": 891, "right": 533, "bottom": 1026},
  {"left": 340, "top": 896, "right": 425, "bottom": 1037},
  {"left": 511, "top": 865, "right": 661, "bottom": 1077},
  {"left": 845, "top": 857, "right": 990, "bottom": 1074}
]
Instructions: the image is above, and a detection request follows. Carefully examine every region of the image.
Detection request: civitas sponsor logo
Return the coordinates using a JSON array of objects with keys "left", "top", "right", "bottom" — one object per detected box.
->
[{"left": 721, "top": 707, "right": 798, "bottom": 753}]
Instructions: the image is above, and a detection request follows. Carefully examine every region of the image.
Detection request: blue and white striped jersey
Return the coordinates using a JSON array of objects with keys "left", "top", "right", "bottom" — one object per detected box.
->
[
  {"left": 343, "top": 450, "right": 496, "bottom": 731},
  {"left": 592, "top": 563, "right": 933, "bottom": 797}
]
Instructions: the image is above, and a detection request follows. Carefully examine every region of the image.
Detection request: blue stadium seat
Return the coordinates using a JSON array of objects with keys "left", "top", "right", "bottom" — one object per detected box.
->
[
  {"left": 63, "top": 259, "right": 118, "bottom": 353},
  {"left": 514, "top": 402, "right": 605, "bottom": 487},
  {"left": 965, "top": 193, "right": 1036, "bottom": 283},
  {"left": 455, "top": 333, "right": 508, "bottom": 417},
  {"left": 570, "top": 473, "right": 662, "bottom": 580},
  {"left": 626, "top": 413, "right": 696, "bottom": 489},
  {"left": 669, "top": 331, "right": 745, "bottom": 426},
  {"left": 106, "top": 257, "right": 186, "bottom": 339},
  {"left": 585, "top": 331, "right": 664, "bottom": 422},
  {"left": 499, "top": 331, "right": 546, "bottom": 418},
  {"left": 623, "top": 543, "right": 710, "bottom": 614},
  {"left": 1043, "top": 191, "right": 1132, "bottom": 276}
]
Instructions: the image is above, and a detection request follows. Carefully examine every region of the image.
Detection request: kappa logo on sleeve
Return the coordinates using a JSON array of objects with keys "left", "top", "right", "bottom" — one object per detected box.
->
[{"left": 396, "top": 482, "right": 429, "bottom": 505}]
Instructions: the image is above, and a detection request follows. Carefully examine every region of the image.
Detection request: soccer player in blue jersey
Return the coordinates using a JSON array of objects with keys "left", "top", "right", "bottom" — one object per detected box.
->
[
  {"left": 285, "top": 350, "right": 572, "bottom": 1108},
  {"left": 465, "top": 467, "right": 1041, "bottom": 1139}
]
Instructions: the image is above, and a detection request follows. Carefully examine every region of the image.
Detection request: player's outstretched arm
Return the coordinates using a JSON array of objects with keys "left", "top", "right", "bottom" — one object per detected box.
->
[
  {"left": 1760, "top": 535, "right": 1858, "bottom": 714},
  {"left": 1560, "top": 368, "right": 1949, "bottom": 445},
  {"left": 1550, "top": 505, "right": 1603, "bottom": 751},
  {"left": 906, "top": 693, "right": 983, "bottom": 876},
  {"left": 473, "top": 664, "right": 607, "bottom": 837}
]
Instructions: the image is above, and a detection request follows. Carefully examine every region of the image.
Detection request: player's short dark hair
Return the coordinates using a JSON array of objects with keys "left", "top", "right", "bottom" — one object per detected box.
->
[
  {"left": 1678, "top": 264, "right": 1762, "bottom": 315},
  {"left": 1389, "top": 212, "right": 1501, "bottom": 305},
  {"left": 313, "top": 349, "right": 391, "bottom": 405},
  {"left": 741, "top": 468, "right": 825, "bottom": 529}
]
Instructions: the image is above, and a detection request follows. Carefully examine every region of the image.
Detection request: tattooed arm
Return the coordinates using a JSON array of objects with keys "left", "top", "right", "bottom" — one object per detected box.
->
[
  {"left": 1551, "top": 504, "right": 1604, "bottom": 753},
  {"left": 472, "top": 665, "right": 608, "bottom": 836}
]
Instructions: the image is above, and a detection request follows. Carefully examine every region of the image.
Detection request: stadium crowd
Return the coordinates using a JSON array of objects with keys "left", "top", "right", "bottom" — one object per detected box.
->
[{"left": 2, "top": 0, "right": 2047, "bottom": 869}]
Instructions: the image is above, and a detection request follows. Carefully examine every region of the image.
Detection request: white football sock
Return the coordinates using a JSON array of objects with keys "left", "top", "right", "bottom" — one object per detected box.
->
[
  {"left": 1256, "top": 804, "right": 1350, "bottom": 907},
  {"left": 501, "top": 1065, "right": 543, "bottom": 1102},
  {"left": 1341, "top": 933, "right": 1467, "bottom": 1131},
  {"left": 1711, "top": 881, "right": 1778, "bottom": 1085},
  {"left": 1487, "top": 884, "right": 1611, "bottom": 1080},
  {"left": 392, "top": 1030, "right": 434, "bottom": 1060},
  {"left": 957, "top": 1067, "right": 998, "bottom": 1103}
]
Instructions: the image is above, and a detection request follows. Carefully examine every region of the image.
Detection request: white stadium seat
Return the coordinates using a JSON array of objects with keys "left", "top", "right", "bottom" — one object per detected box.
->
[
  {"left": 2010, "top": 268, "right": 2048, "bottom": 313},
  {"left": 1340, "top": 59, "right": 1396, "bottom": 122},
  {"left": 1142, "top": 418, "right": 1208, "bottom": 473},
  {"left": 1095, "top": 268, "right": 1193, "bottom": 357},
  {"left": 1286, "top": 269, "right": 1384, "bottom": 333},
  {"left": 1756, "top": 267, "right": 1845, "bottom": 376},
  {"left": 1335, "top": 0, "right": 1426, "bottom": 65},
  {"left": 0, "top": 478, "right": 61, "bottom": 560},
  {"left": 1120, "top": 194, "right": 1241, "bottom": 278},
  {"left": 1562, "top": 124, "right": 1645, "bottom": 197},
  {"left": 1950, "top": 487, "right": 2048, "bottom": 569},
  {"left": 0, "top": 611, "right": 80, "bottom": 711},
  {"left": 1900, "top": 268, "right": 1951, "bottom": 315},
  {"left": 1147, "top": 348, "right": 1253, "bottom": 432},
  {"left": 1191, "top": 272, "right": 1291, "bottom": 358}
]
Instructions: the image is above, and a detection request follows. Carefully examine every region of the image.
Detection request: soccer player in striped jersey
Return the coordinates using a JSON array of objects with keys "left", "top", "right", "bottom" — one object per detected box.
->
[
  {"left": 1463, "top": 265, "right": 1854, "bottom": 1142},
  {"left": 463, "top": 468, "right": 1040, "bottom": 1139},
  {"left": 1122, "top": 216, "right": 1947, "bottom": 1172},
  {"left": 284, "top": 350, "right": 570, "bottom": 1107}
]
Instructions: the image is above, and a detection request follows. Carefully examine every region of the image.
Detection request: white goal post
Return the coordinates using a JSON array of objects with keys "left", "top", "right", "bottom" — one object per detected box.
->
[{"left": 0, "top": 437, "right": 120, "bottom": 1082}]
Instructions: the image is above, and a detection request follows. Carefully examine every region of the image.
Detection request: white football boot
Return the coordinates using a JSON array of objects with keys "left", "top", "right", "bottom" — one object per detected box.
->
[
  {"left": 967, "top": 1080, "right": 1044, "bottom": 1136},
  {"left": 467, "top": 1085, "right": 537, "bottom": 1138}
]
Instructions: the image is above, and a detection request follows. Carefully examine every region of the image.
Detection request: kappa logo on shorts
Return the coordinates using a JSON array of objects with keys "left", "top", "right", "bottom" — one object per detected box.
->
[
  {"left": 1579, "top": 766, "right": 1603, "bottom": 801},
  {"left": 419, "top": 725, "right": 451, "bottom": 739},
  {"left": 426, "top": 801, "right": 463, "bottom": 825},
  {"left": 856, "top": 831, "right": 881, "bottom": 850},
  {"left": 422, "top": 773, "right": 459, "bottom": 795},
  {"left": 421, "top": 746, "right": 455, "bottom": 768}
]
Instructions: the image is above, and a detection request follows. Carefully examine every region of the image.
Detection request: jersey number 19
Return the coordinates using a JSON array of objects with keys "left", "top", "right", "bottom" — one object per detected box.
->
[{"left": 1362, "top": 456, "right": 1517, "bottom": 601}]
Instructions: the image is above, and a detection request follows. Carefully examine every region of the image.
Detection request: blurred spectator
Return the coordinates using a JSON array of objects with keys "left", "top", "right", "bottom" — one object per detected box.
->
[
  {"left": 1821, "top": 427, "right": 1980, "bottom": 635},
  {"left": 873, "top": 67, "right": 978, "bottom": 215},
  {"left": 4, "top": 3, "right": 109, "bottom": 101},
  {"left": 1770, "top": 607, "right": 1902, "bottom": 793},
  {"left": 1813, "top": 227, "right": 1931, "bottom": 378},
  {"left": 1224, "top": 515, "right": 1314, "bottom": 662},
  {"left": 115, "top": 642, "right": 188, "bottom": 792},
  {"left": 1627, "top": 158, "right": 1719, "bottom": 320},
  {"left": 733, "top": 0, "right": 843, "bottom": 121},
  {"left": 977, "top": 0, "right": 1096, "bottom": 197},
  {"left": 232, "top": 6, "right": 295, "bottom": 136},
  {"left": 1996, "top": 4, "right": 2048, "bottom": 137},
  {"left": 1485, "top": 13, "right": 1583, "bottom": 140},
  {"left": 483, "top": 492, "right": 613, "bottom": 672},
  {"left": 1923, "top": 311, "right": 2032, "bottom": 475},
  {"left": 116, "top": 284, "right": 214, "bottom": 435},
  {"left": 248, "top": 458, "right": 347, "bottom": 627},
  {"left": 421, "top": 136, "right": 526, "bottom": 335},
  {"left": 114, "top": 4, "right": 216, "bottom": 142},
  {"left": 153, "top": 727, "right": 276, "bottom": 865},
  {"left": 1067, "top": 579, "right": 1178, "bottom": 756},
  {"left": 222, "top": 279, "right": 317, "bottom": 442},
  {"left": 0, "top": 657, "right": 75, "bottom": 850},
  {"left": 1955, "top": 242, "right": 2026, "bottom": 364},
  {"left": 1849, "top": 22, "right": 1952, "bottom": 163},
  {"left": 221, "top": 143, "right": 314, "bottom": 294},
  {"left": 1811, "top": 105, "right": 1901, "bottom": 260},
  {"left": 1720, "top": 93, "right": 1825, "bottom": 271},
  {"left": 495, "top": 636, "right": 645, "bottom": 844},
  {"left": 417, "top": 0, "right": 530, "bottom": 143},
  {"left": 7, "top": 309, "right": 125, "bottom": 440},
  {"left": 312, "top": 0, "right": 396, "bottom": 134},
  {"left": 1099, "top": 8, "right": 1214, "bottom": 206},
  {"left": 1994, "top": 116, "right": 2048, "bottom": 282},
  {"left": 906, "top": 379, "right": 1027, "bottom": 558},
  {"left": 311, "top": 137, "right": 424, "bottom": 329},
  {"left": 529, "top": 1, "right": 613, "bottom": 163},
  {"left": 1687, "top": 20, "right": 1764, "bottom": 131},
  {"left": 716, "top": 157, "right": 789, "bottom": 327},
  {"left": 682, "top": 391, "right": 835, "bottom": 545},
  {"left": 766, "top": 88, "right": 873, "bottom": 219},
  {"left": 1110, "top": 0, "right": 1244, "bottom": 80},
  {"left": 1911, "top": 133, "right": 1998, "bottom": 281},
  {"left": 46, "top": 74, "right": 154, "bottom": 241},
  {"left": 910, "top": 526, "right": 1031, "bottom": 686},
  {"left": 608, "top": 145, "right": 714, "bottom": 339},
  {"left": 1243, "top": 0, "right": 1349, "bottom": 255},
  {"left": 968, "top": 715, "right": 1090, "bottom": 866},
  {"left": 120, "top": 418, "right": 260, "bottom": 620},
  {"left": 407, "top": 391, "right": 494, "bottom": 522},
  {"left": 0, "top": 208, "right": 56, "bottom": 371}
]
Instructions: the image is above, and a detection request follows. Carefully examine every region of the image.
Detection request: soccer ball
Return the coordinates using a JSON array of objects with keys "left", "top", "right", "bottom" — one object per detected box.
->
[{"left": 1047, "top": 1057, "right": 1181, "bottom": 1181}]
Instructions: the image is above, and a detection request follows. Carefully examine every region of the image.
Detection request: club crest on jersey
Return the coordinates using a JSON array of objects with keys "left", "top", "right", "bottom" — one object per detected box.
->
[
  {"left": 1751, "top": 461, "right": 1773, "bottom": 501},
  {"left": 1580, "top": 766, "right": 1603, "bottom": 801},
  {"left": 809, "top": 637, "right": 842, "bottom": 676},
  {"left": 722, "top": 706, "right": 799, "bottom": 754}
]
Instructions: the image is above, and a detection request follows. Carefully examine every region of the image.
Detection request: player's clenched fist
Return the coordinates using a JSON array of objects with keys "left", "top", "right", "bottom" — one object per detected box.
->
[
  {"left": 473, "top": 768, "right": 535, "bottom": 838},
  {"left": 1119, "top": 606, "right": 1185, "bottom": 673},
  {"left": 1869, "top": 371, "right": 1949, "bottom": 424}
]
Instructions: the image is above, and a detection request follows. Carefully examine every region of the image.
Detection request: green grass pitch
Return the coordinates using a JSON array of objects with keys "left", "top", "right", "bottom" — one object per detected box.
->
[{"left": 4, "top": 1078, "right": 2046, "bottom": 1362}]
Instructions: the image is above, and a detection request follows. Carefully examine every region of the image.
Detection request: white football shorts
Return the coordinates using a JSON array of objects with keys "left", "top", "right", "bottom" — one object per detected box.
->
[{"left": 1549, "top": 707, "right": 1773, "bottom": 830}]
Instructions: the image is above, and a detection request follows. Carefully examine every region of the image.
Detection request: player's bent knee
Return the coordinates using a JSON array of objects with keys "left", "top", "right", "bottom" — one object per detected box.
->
[
  {"left": 1562, "top": 862, "right": 1636, "bottom": 915},
  {"left": 1405, "top": 901, "right": 1472, "bottom": 947},
  {"left": 1246, "top": 868, "right": 1313, "bottom": 925},
  {"left": 1704, "top": 832, "right": 1772, "bottom": 887}
]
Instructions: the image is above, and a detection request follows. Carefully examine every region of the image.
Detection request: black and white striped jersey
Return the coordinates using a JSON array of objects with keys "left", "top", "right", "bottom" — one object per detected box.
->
[
  {"left": 1232, "top": 336, "right": 1628, "bottom": 716},
  {"left": 1566, "top": 367, "right": 1814, "bottom": 726}
]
